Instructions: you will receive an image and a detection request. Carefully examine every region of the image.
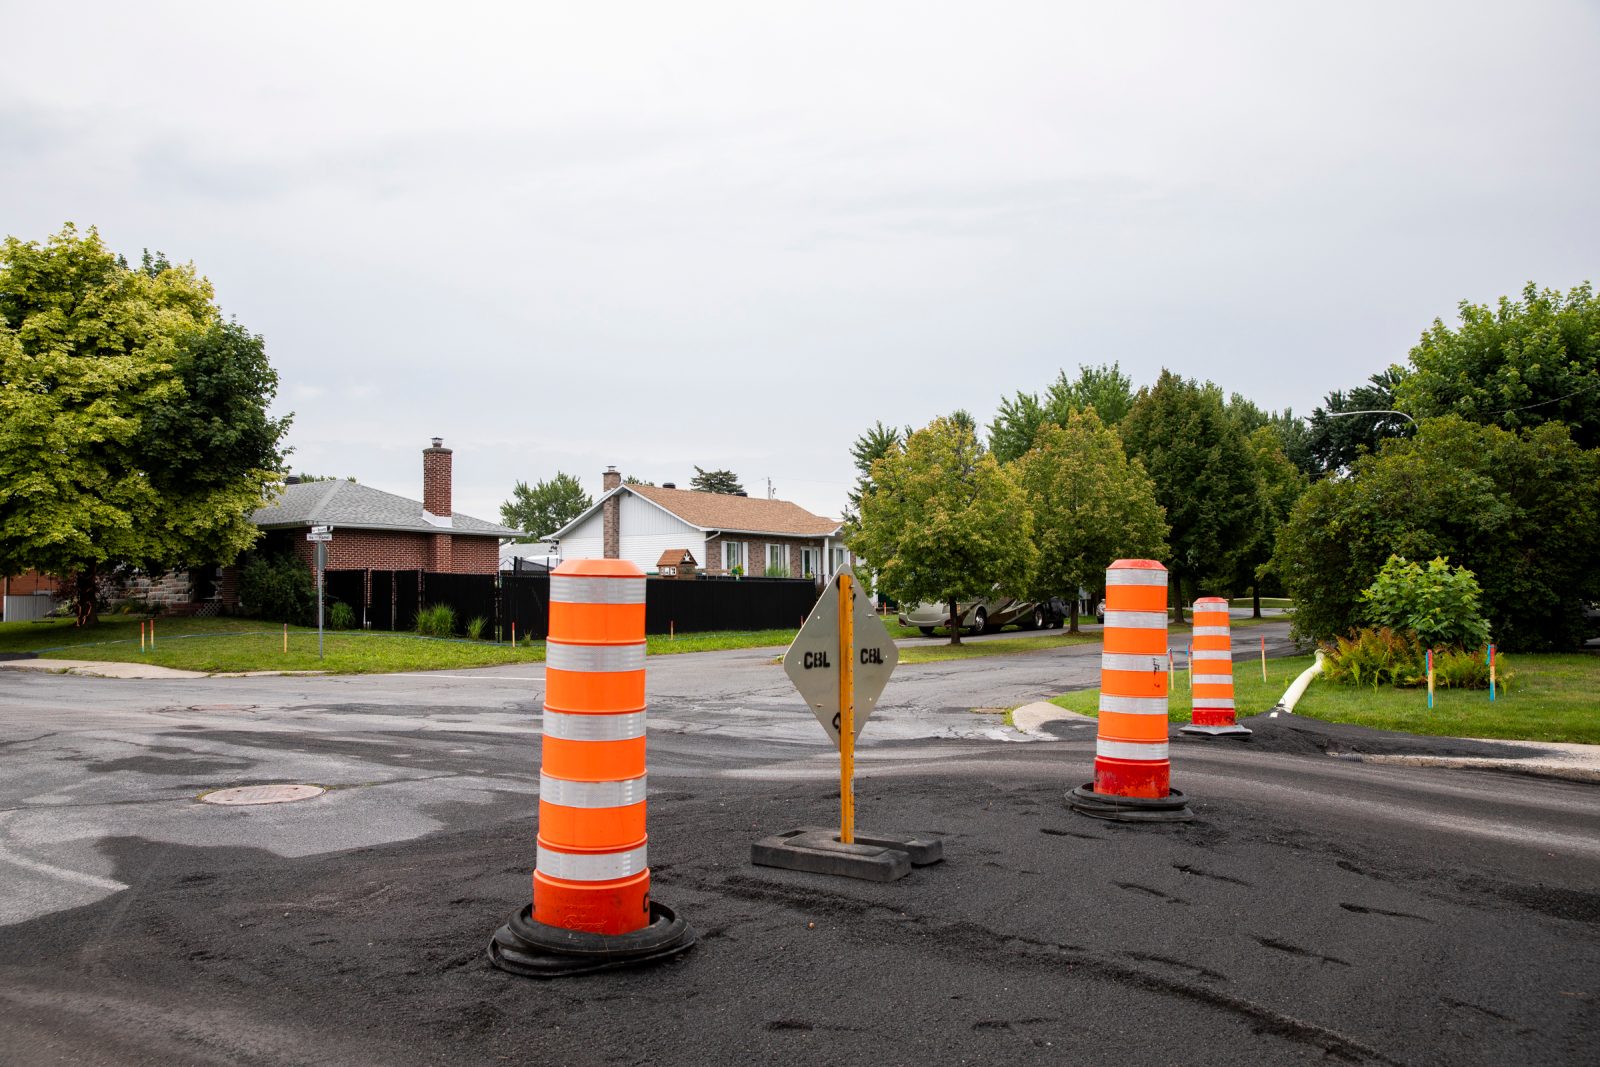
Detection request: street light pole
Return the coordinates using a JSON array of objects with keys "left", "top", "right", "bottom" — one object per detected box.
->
[{"left": 1323, "top": 409, "right": 1418, "bottom": 427}]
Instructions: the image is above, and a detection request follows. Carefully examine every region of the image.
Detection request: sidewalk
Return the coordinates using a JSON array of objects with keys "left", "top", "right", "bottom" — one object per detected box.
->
[{"left": 0, "top": 658, "right": 319, "bottom": 679}]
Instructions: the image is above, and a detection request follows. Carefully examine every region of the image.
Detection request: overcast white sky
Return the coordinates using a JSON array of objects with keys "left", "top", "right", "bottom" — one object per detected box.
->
[{"left": 5, "top": 2, "right": 1597, "bottom": 523}]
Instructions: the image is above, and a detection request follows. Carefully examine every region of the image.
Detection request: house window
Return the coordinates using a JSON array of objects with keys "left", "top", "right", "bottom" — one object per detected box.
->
[
  {"left": 800, "top": 546, "right": 820, "bottom": 578},
  {"left": 723, "top": 540, "right": 747, "bottom": 574},
  {"left": 830, "top": 547, "right": 848, "bottom": 573},
  {"left": 766, "top": 543, "right": 789, "bottom": 575}
]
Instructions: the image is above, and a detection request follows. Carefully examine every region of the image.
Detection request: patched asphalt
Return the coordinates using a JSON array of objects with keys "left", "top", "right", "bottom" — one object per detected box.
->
[{"left": 0, "top": 632, "right": 1596, "bottom": 1065}]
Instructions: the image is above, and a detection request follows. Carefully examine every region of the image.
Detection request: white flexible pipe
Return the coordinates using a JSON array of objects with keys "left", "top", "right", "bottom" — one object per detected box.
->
[{"left": 1271, "top": 649, "right": 1325, "bottom": 714}]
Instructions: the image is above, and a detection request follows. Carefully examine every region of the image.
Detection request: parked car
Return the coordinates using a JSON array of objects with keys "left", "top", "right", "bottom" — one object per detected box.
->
[{"left": 899, "top": 594, "right": 1065, "bottom": 635}]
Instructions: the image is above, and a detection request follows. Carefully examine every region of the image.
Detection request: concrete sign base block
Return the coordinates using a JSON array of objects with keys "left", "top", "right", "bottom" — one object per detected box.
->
[{"left": 751, "top": 827, "right": 943, "bottom": 882}]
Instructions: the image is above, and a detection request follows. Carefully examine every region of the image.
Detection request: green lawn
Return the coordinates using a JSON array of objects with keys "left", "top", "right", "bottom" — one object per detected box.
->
[
  {"left": 0, "top": 616, "right": 803, "bottom": 675},
  {"left": 1, "top": 615, "right": 544, "bottom": 674},
  {"left": 1049, "top": 652, "right": 1600, "bottom": 745},
  {"left": 900, "top": 631, "right": 1099, "bottom": 664}
]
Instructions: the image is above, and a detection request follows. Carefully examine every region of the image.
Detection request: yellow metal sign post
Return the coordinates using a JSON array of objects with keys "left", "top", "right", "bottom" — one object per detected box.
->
[
  {"left": 760, "top": 564, "right": 940, "bottom": 880},
  {"left": 837, "top": 571, "right": 855, "bottom": 845}
]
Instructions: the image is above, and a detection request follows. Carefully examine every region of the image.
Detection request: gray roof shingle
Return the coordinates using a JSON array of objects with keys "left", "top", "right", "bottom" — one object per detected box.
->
[{"left": 251, "top": 481, "right": 523, "bottom": 539}]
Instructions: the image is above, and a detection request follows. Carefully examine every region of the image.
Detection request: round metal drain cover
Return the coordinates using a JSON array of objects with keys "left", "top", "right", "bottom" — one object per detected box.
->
[{"left": 200, "top": 784, "right": 325, "bottom": 806}]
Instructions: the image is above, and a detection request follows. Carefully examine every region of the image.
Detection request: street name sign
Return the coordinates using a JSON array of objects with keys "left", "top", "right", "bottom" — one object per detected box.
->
[
  {"left": 783, "top": 564, "right": 899, "bottom": 747},
  {"left": 306, "top": 532, "right": 332, "bottom": 542}
]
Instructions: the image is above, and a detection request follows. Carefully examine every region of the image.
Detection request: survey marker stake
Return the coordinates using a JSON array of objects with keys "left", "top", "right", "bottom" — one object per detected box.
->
[{"left": 752, "top": 563, "right": 943, "bottom": 881}]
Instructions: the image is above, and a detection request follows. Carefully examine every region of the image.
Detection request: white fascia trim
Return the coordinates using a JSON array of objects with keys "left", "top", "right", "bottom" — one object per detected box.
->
[{"left": 547, "top": 486, "right": 627, "bottom": 540}]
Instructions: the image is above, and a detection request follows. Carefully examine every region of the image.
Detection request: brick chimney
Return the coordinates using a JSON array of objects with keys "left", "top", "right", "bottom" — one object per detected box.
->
[
  {"left": 602, "top": 466, "right": 621, "bottom": 559},
  {"left": 423, "top": 437, "right": 452, "bottom": 518}
]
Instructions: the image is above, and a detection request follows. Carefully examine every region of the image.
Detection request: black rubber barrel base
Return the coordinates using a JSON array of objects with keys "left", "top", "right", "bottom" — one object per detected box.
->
[
  {"left": 487, "top": 900, "right": 695, "bottom": 978},
  {"left": 1067, "top": 784, "right": 1194, "bottom": 823}
]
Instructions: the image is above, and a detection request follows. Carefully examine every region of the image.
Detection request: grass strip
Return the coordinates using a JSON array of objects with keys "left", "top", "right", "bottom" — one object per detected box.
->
[
  {"left": 1, "top": 616, "right": 811, "bottom": 674},
  {"left": 1049, "top": 652, "right": 1600, "bottom": 745},
  {"left": 899, "top": 632, "right": 1098, "bottom": 664}
]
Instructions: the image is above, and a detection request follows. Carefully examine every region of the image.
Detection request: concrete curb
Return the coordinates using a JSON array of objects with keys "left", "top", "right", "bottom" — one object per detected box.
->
[
  {"left": 1011, "top": 700, "right": 1095, "bottom": 737},
  {"left": 1013, "top": 697, "right": 1600, "bottom": 783},
  {"left": 1357, "top": 746, "right": 1600, "bottom": 785}
]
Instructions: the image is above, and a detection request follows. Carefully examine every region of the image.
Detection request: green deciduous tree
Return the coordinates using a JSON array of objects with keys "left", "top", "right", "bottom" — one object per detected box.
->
[
  {"left": 500, "top": 471, "right": 592, "bottom": 540},
  {"left": 1396, "top": 282, "right": 1600, "bottom": 449},
  {"left": 988, "top": 362, "right": 1136, "bottom": 464},
  {"left": 1232, "top": 426, "right": 1308, "bottom": 616},
  {"left": 0, "top": 224, "right": 289, "bottom": 625},
  {"left": 1271, "top": 416, "right": 1600, "bottom": 651},
  {"left": 851, "top": 416, "right": 1036, "bottom": 645},
  {"left": 987, "top": 391, "right": 1049, "bottom": 464},
  {"left": 1016, "top": 410, "right": 1167, "bottom": 632},
  {"left": 1118, "top": 370, "right": 1259, "bottom": 621},
  {"left": 690, "top": 466, "right": 744, "bottom": 495},
  {"left": 1049, "top": 361, "right": 1134, "bottom": 427}
]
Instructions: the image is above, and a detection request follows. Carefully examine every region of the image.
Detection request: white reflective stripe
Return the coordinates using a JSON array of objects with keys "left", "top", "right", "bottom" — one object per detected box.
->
[
  {"left": 1097, "top": 739, "right": 1169, "bottom": 761},
  {"left": 1191, "top": 626, "right": 1230, "bottom": 637},
  {"left": 1099, "top": 694, "right": 1168, "bottom": 715},
  {"left": 1192, "top": 599, "right": 1229, "bottom": 609},
  {"left": 550, "top": 575, "right": 646, "bottom": 605},
  {"left": 540, "top": 773, "right": 648, "bottom": 808},
  {"left": 542, "top": 710, "right": 647, "bottom": 741},
  {"left": 1191, "top": 649, "right": 1233, "bottom": 661},
  {"left": 537, "top": 843, "right": 648, "bottom": 882},
  {"left": 1100, "top": 652, "right": 1168, "bottom": 673},
  {"left": 1192, "top": 699, "right": 1235, "bottom": 709},
  {"left": 1103, "top": 610, "right": 1168, "bottom": 629},
  {"left": 546, "top": 641, "right": 646, "bottom": 673},
  {"left": 1105, "top": 568, "right": 1167, "bottom": 586}
]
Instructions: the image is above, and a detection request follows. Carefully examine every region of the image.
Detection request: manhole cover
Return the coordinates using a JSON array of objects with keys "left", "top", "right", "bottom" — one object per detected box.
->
[{"left": 199, "top": 784, "right": 325, "bottom": 806}]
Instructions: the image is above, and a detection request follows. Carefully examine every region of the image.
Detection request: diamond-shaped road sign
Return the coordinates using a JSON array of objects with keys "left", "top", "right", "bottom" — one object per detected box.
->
[{"left": 783, "top": 566, "right": 899, "bottom": 748}]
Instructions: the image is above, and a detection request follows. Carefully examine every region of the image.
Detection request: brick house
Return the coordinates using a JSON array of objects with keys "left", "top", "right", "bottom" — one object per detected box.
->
[
  {"left": 250, "top": 438, "right": 523, "bottom": 577},
  {"left": 549, "top": 468, "right": 851, "bottom": 579}
]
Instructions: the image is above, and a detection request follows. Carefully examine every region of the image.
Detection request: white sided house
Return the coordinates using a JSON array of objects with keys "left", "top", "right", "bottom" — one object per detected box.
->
[{"left": 551, "top": 468, "right": 850, "bottom": 579}]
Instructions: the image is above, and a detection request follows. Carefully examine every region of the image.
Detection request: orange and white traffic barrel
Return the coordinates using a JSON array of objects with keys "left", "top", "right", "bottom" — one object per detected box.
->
[
  {"left": 1180, "top": 597, "right": 1251, "bottom": 738},
  {"left": 489, "top": 559, "right": 694, "bottom": 978},
  {"left": 1068, "top": 559, "right": 1192, "bottom": 822}
]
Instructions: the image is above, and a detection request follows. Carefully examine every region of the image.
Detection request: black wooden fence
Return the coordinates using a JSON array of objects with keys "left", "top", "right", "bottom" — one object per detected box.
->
[
  {"left": 323, "top": 569, "right": 818, "bottom": 638},
  {"left": 644, "top": 576, "right": 817, "bottom": 634}
]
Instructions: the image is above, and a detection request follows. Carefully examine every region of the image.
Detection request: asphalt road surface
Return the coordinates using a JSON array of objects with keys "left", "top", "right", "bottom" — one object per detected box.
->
[{"left": 1, "top": 625, "right": 1596, "bottom": 1066}]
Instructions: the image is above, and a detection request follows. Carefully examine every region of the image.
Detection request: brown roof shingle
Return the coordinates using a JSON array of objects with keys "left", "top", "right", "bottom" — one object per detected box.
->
[{"left": 629, "top": 485, "right": 840, "bottom": 537}]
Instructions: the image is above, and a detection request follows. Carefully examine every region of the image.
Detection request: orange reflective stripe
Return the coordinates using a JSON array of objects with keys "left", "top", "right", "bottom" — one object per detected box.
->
[
  {"left": 540, "top": 736, "right": 646, "bottom": 781},
  {"left": 1104, "top": 627, "right": 1167, "bottom": 655},
  {"left": 1101, "top": 669, "right": 1167, "bottom": 699},
  {"left": 545, "top": 669, "right": 645, "bottom": 711},
  {"left": 538, "top": 800, "right": 647, "bottom": 849},
  {"left": 547, "top": 602, "right": 647, "bottom": 644},
  {"left": 1106, "top": 585, "right": 1167, "bottom": 612},
  {"left": 1098, "top": 710, "right": 1170, "bottom": 741}
]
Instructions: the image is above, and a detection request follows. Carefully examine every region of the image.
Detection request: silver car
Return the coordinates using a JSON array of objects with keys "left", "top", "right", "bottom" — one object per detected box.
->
[{"left": 898, "top": 595, "right": 1044, "bottom": 636}]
